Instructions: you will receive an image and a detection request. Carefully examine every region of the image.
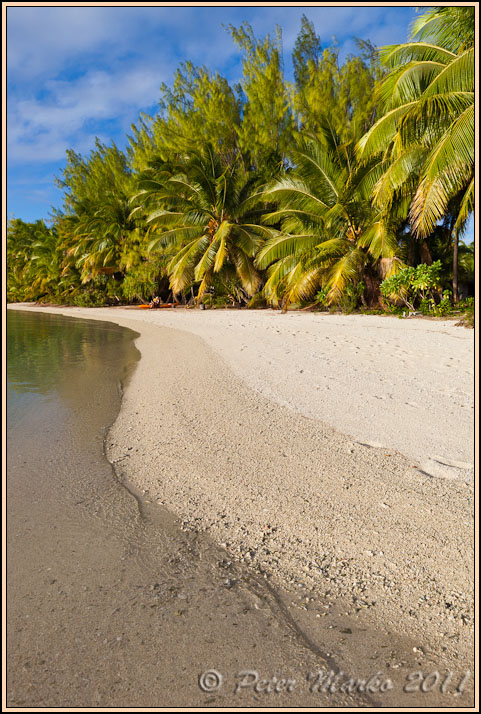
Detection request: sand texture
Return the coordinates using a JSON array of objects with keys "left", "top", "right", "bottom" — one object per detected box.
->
[
  {"left": 23, "top": 307, "right": 473, "bottom": 480},
  {"left": 9, "top": 305, "right": 475, "bottom": 675}
]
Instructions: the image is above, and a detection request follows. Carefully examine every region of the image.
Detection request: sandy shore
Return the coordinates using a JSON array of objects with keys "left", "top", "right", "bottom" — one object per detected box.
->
[
  {"left": 14, "top": 306, "right": 473, "bottom": 480},
  {"left": 9, "top": 304, "right": 475, "bottom": 674}
]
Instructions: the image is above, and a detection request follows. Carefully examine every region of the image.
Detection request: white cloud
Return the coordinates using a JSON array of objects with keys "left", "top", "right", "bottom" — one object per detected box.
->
[
  {"left": 6, "top": 5, "right": 418, "bottom": 219},
  {"left": 8, "top": 65, "right": 164, "bottom": 163},
  {"left": 7, "top": 7, "right": 122, "bottom": 80},
  {"left": 6, "top": 6, "right": 239, "bottom": 84}
]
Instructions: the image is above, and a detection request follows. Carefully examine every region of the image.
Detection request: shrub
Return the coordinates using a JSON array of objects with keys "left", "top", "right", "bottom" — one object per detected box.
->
[
  {"left": 315, "top": 287, "right": 330, "bottom": 309},
  {"left": 339, "top": 281, "right": 365, "bottom": 313},
  {"left": 247, "top": 292, "right": 268, "bottom": 309},
  {"left": 380, "top": 261, "right": 442, "bottom": 311}
]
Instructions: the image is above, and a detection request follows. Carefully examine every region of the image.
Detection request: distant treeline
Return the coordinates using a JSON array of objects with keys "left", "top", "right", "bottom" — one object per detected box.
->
[{"left": 7, "top": 7, "right": 474, "bottom": 314}]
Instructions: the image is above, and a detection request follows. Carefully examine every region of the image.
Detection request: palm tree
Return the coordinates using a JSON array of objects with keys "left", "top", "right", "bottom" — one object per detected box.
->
[
  {"left": 70, "top": 191, "right": 139, "bottom": 283},
  {"left": 131, "top": 144, "right": 273, "bottom": 302},
  {"left": 29, "top": 225, "right": 64, "bottom": 299},
  {"left": 255, "top": 124, "right": 402, "bottom": 309},
  {"left": 57, "top": 141, "right": 141, "bottom": 288},
  {"left": 7, "top": 218, "right": 65, "bottom": 302},
  {"left": 7, "top": 218, "right": 38, "bottom": 301},
  {"left": 357, "top": 6, "right": 474, "bottom": 301}
]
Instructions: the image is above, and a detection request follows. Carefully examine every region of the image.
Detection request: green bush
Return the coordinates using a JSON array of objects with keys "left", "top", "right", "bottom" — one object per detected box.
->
[
  {"left": 419, "top": 289, "right": 453, "bottom": 316},
  {"left": 339, "top": 281, "right": 365, "bottom": 313},
  {"left": 459, "top": 297, "right": 474, "bottom": 311},
  {"left": 381, "top": 261, "right": 443, "bottom": 312},
  {"left": 122, "top": 262, "right": 159, "bottom": 302},
  {"left": 315, "top": 287, "right": 330, "bottom": 309},
  {"left": 456, "top": 297, "right": 475, "bottom": 328},
  {"left": 247, "top": 292, "right": 267, "bottom": 309}
]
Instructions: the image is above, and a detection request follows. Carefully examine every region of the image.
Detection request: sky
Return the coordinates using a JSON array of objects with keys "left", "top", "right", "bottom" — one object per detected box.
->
[{"left": 7, "top": 3, "right": 471, "bottom": 241}]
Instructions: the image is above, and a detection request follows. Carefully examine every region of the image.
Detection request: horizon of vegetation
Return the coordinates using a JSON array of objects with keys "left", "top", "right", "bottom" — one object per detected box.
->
[{"left": 7, "top": 6, "right": 475, "bottom": 323}]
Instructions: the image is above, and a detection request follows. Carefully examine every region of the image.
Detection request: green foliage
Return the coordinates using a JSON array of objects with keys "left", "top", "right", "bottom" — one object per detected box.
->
[
  {"left": 133, "top": 143, "right": 272, "bottom": 301},
  {"left": 66, "top": 275, "right": 122, "bottom": 306},
  {"left": 459, "top": 297, "right": 474, "bottom": 311},
  {"left": 7, "top": 218, "right": 67, "bottom": 303},
  {"left": 419, "top": 289, "right": 451, "bottom": 316},
  {"left": 357, "top": 4, "right": 474, "bottom": 268},
  {"left": 291, "top": 30, "right": 382, "bottom": 145},
  {"left": 339, "top": 281, "right": 366, "bottom": 313},
  {"left": 256, "top": 131, "right": 399, "bottom": 308},
  {"left": 247, "top": 292, "right": 268, "bottom": 309},
  {"left": 453, "top": 296, "right": 475, "bottom": 328},
  {"left": 228, "top": 22, "right": 293, "bottom": 170},
  {"left": 121, "top": 260, "right": 162, "bottom": 303},
  {"left": 8, "top": 10, "right": 474, "bottom": 318},
  {"left": 129, "top": 63, "right": 241, "bottom": 171},
  {"left": 410, "top": 6, "right": 475, "bottom": 53},
  {"left": 380, "top": 260, "right": 443, "bottom": 310},
  {"left": 55, "top": 140, "right": 140, "bottom": 285},
  {"left": 292, "top": 15, "right": 323, "bottom": 89},
  {"left": 315, "top": 287, "right": 330, "bottom": 308}
]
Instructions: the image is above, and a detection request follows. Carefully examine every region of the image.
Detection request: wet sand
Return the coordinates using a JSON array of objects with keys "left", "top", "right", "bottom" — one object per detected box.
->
[
  {"left": 6, "top": 312, "right": 369, "bottom": 708},
  {"left": 26, "top": 306, "right": 474, "bottom": 480},
  {"left": 6, "top": 305, "right": 475, "bottom": 707}
]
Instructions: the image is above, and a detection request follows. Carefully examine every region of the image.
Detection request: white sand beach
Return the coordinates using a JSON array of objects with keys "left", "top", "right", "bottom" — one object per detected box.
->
[
  {"left": 19, "top": 306, "right": 473, "bottom": 478},
  {"left": 8, "top": 304, "right": 475, "bottom": 673},
  {"left": 107, "top": 308, "right": 474, "bottom": 481}
]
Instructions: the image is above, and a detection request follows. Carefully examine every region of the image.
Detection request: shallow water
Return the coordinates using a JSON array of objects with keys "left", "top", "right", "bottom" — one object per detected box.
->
[
  {"left": 7, "top": 311, "right": 360, "bottom": 707},
  {"left": 6, "top": 309, "right": 472, "bottom": 708}
]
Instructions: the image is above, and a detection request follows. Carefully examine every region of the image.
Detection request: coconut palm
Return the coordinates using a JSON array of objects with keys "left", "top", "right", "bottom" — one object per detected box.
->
[
  {"left": 357, "top": 6, "right": 474, "bottom": 300},
  {"left": 7, "top": 218, "right": 65, "bottom": 301},
  {"left": 255, "top": 124, "right": 402, "bottom": 308},
  {"left": 57, "top": 141, "right": 141, "bottom": 286},
  {"left": 131, "top": 144, "right": 274, "bottom": 301},
  {"left": 7, "top": 218, "right": 39, "bottom": 301},
  {"left": 28, "top": 226, "right": 64, "bottom": 299},
  {"left": 69, "top": 191, "right": 140, "bottom": 283}
]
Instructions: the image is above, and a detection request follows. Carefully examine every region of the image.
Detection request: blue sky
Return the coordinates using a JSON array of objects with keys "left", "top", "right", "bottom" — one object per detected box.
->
[{"left": 7, "top": 4, "right": 452, "bottom": 228}]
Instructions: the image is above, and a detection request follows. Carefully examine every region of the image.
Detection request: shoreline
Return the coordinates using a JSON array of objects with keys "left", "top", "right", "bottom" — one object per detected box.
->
[
  {"left": 9, "top": 309, "right": 369, "bottom": 708},
  {"left": 8, "top": 303, "right": 475, "bottom": 677},
  {"left": 10, "top": 303, "right": 473, "bottom": 480}
]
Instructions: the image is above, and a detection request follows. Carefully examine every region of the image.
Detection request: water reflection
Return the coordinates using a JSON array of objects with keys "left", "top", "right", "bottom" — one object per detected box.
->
[
  {"left": 7, "top": 310, "right": 138, "bottom": 397},
  {"left": 7, "top": 310, "right": 140, "bottom": 434}
]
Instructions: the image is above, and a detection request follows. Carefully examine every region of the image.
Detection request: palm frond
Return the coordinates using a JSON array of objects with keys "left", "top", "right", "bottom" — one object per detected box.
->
[
  {"left": 232, "top": 249, "right": 261, "bottom": 296},
  {"left": 376, "top": 61, "right": 445, "bottom": 110},
  {"left": 195, "top": 236, "right": 220, "bottom": 280},
  {"left": 378, "top": 42, "right": 456, "bottom": 68},
  {"left": 423, "top": 47, "right": 474, "bottom": 96},
  {"left": 256, "top": 232, "right": 319, "bottom": 269},
  {"left": 453, "top": 178, "right": 474, "bottom": 236},
  {"left": 148, "top": 226, "right": 200, "bottom": 251},
  {"left": 358, "top": 220, "right": 399, "bottom": 260},
  {"left": 326, "top": 249, "right": 366, "bottom": 303},
  {"left": 410, "top": 6, "right": 475, "bottom": 52},
  {"left": 356, "top": 102, "right": 418, "bottom": 158}
]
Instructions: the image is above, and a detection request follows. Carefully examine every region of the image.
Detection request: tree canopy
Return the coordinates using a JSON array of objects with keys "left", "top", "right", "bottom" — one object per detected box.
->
[{"left": 8, "top": 8, "right": 475, "bottom": 312}]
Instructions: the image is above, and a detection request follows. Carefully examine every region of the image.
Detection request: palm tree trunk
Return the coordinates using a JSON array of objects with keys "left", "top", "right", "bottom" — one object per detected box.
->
[
  {"left": 419, "top": 240, "right": 433, "bottom": 265},
  {"left": 408, "top": 234, "right": 416, "bottom": 265},
  {"left": 363, "top": 265, "right": 381, "bottom": 307},
  {"left": 453, "top": 231, "right": 459, "bottom": 303}
]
